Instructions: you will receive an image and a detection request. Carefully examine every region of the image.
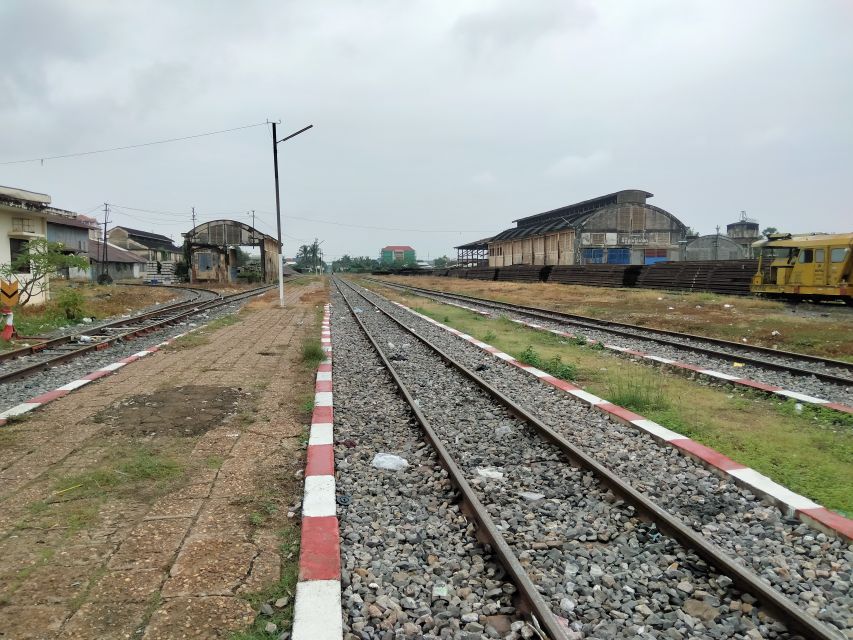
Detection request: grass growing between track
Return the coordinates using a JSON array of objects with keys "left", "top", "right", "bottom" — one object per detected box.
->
[
  {"left": 365, "top": 281, "right": 853, "bottom": 516},
  {"left": 378, "top": 276, "right": 853, "bottom": 362}
]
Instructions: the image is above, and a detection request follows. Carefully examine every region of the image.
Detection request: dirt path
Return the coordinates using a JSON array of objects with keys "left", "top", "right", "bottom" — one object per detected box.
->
[{"left": 0, "top": 281, "right": 327, "bottom": 639}]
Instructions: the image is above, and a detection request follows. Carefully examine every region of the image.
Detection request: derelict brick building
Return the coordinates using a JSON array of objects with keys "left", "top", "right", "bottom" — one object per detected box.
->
[{"left": 487, "top": 189, "right": 688, "bottom": 267}]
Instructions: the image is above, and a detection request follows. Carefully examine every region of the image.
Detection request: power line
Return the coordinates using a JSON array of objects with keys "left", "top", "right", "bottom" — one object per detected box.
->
[
  {"left": 254, "top": 210, "right": 491, "bottom": 234},
  {"left": 0, "top": 121, "right": 269, "bottom": 165}
]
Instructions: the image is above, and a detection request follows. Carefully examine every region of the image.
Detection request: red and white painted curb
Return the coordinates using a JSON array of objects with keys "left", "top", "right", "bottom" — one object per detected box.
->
[
  {"left": 0, "top": 328, "right": 202, "bottom": 426},
  {"left": 292, "top": 303, "right": 342, "bottom": 640},
  {"left": 435, "top": 298, "right": 853, "bottom": 416},
  {"left": 392, "top": 301, "right": 853, "bottom": 542}
]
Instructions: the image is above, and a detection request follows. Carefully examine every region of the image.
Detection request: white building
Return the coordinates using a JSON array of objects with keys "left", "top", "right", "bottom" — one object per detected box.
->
[{"left": 0, "top": 185, "right": 52, "bottom": 305}]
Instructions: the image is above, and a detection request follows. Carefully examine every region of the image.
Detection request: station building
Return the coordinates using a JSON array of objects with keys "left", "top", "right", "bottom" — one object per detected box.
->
[
  {"left": 380, "top": 245, "right": 416, "bottom": 265},
  {"left": 486, "top": 189, "right": 688, "bottom": 267}
]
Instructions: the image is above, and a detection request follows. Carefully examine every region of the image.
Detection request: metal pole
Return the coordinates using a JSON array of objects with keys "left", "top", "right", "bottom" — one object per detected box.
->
[{"left": 272, "top": 122, "right": 284, "bottom": 307}]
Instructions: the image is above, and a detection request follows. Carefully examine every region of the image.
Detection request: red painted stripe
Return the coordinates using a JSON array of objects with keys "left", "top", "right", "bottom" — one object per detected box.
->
[
  {"left": 82, "top": 370, "right": 111, "bottom": 381},
  {"left": 305, "top": 444, "right": 335, "bottom": 477},
  {"left": 598, "top": 403, "right": 644, "bottom": 422},
  {"left": 315, "top": 380, "right": 333, "bottom": 393},
  {"left": 735, "top": 379, "right": 782, "bottom": 392},
  {"left": 312, "top": 405, "right": 333, "bottom": 425},
  {"left": 26, "top": 389, "right": 69, "bottom": 404},
  {"left": 119, "top": 355, "right": 140, "bottom": 364},
  {"left": 147, "top": 346, "right": 159, "bottom": 353},
  {"left": 317, "top": 363, "right": 332, "bottom": 373},
  {"left": 548, "top": 379, "right": 581, "bottom": 392},
  {"left": 672, "top": 439, "right": 746, "bottom": 471},
  {"left": 823, "top": 402, "right": 853, "bottom": 415},
  {"left": 797, "top": 508, "right": 853, "bottom": 541},
  {"left": 299, "top": 515, "right": 341, "bottom": 580}
]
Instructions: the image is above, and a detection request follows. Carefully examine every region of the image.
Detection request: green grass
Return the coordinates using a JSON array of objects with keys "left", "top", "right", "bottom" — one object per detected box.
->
[
  {"left": 231, "top": 525, "right": 300, "bottom": 639},
  {"left": 53, "top": 447, "right": 183, "bottom": 500},
  {"left": 369, "top": 285, "right": 853, "bottom": 515},
  {"left": 301, "top": 339, "right": 326, "bottom": 368}
]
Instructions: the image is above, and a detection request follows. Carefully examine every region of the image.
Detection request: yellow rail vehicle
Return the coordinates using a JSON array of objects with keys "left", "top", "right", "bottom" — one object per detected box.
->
[{"left": 752, "top": 233, "right": 852, "bottom": 303}]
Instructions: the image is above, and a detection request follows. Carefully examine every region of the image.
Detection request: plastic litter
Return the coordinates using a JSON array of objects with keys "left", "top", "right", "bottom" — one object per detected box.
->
[
  {"left": 723, "top": 304, "right": 733, "bottom": 308},
  {"left": 771, "top": 330, "right": 781, "bottom": 336},
  {"left": 81, "top": 317, "right": 93, "bottom": 324},
  {"left": 77, "top": 335, "right": 95, "bottom": 343},
  {"left": 371, "top": 453, "right": 409, "bottom": 471},
  {"left": 794, "top": 403, "right": 804, "bottom": 413},
  {"left": 495, "top": 425, "right": 512, "bottom": 438},
  {"left": 476, "top": 467, "right": 504, "bottom": 480},
  {"left": 732, "top": 362, "right": 744, "bottom": 368},
  {"left": 519, "top": 491, "right": 545, "bottom": 501}
]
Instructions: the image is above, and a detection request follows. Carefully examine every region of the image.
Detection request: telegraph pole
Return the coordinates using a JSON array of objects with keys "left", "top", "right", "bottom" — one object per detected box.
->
[
  {"left": 101, "top": 203, "right": 111, "bottom": 279},
  {"left": 189, "top": 207, "right": 197, "bottom": 284},
  {"left": 270, "top": 121, "right": 313, "bottom": 308}
]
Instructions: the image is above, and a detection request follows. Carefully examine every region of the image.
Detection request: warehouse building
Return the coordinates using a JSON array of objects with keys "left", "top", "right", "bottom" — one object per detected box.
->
[{"left": 486, "top": 189, "right": 688, "bottom": 267}]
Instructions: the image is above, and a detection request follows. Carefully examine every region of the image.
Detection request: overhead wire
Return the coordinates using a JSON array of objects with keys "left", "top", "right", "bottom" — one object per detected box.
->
[{"left": 0, "top": 121, "right": 270, "bottom": 165}]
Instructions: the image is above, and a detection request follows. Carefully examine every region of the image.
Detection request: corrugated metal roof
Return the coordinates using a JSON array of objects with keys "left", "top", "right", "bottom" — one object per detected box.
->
[{"left": 88, "top": 241, "right": 147, "bottom": 264}]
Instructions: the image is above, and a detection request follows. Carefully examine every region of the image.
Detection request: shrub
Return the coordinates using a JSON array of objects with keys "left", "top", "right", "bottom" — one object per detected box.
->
[
  {"left": 301, "top": 339, "right": 326, "bottom": 367},
  {"left": 606, "top": 374, "right": 669, "bottom": 414},
  {"left": 56, "top": 287, "right": 86, "bottom": 320}
]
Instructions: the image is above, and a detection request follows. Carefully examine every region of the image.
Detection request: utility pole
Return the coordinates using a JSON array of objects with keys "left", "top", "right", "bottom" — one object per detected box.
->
[
  {"left": 101, "top": 203, "right": 111, "bottom": 279},
  {"left": 270, "top": 121, "right": 314, "bottom": 308},
  {"left": 189, "top": 207, "right": 197, "bottom": 284}
]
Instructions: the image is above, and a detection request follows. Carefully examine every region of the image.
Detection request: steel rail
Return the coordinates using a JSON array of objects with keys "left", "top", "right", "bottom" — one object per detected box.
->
[
  {"left": 367, "top": 278, "right": 853, "bottom": 386},
  {"left": 0, "top": 285, "right": 212, "bottom": 364},
  {"left": 0, "top": 285, "right": 275, "bottom": 384},
  {"left": 333, "top": 278, "right": 566, "bottom": 640},
  {"left": 338, "top": 277, "right": 843, "bottom": 640}
]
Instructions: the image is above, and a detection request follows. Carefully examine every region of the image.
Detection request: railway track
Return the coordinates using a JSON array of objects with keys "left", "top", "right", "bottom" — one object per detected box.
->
[
  {"left": 365, "top": 278, "right": 853, "bottom": 404},
  {"left": 0, "top": 284, "right": 274, "bottom": 385},
  {"left": 333, "top": 277, "right": 846, "bottom": 640}
]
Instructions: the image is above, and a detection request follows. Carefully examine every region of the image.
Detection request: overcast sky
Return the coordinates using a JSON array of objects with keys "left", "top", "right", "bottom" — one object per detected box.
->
[{"left": 1, "top": 1, "right": 851, "bottom": 261}]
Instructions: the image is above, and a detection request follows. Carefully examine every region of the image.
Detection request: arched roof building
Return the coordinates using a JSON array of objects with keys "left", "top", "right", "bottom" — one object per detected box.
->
[
  {"left": 183, "top": 219, "right": 279, "bottom": 284},
  {"left": 487, "top": 189, "right": 688, "bottom": 266}
]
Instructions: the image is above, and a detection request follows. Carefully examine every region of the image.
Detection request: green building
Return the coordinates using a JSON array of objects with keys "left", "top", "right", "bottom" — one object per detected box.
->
[{"left": 380, "top": 245, "right": 415, "bottom": 265}]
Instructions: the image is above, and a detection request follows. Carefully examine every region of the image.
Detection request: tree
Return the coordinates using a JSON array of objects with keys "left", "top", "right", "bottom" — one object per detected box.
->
[
  {"left": 762, "top": 227, "right": 778, "bottom": 237},
  {"left": 433, "top": 256, "right": 450, "bottom": 268},
  {"left": 0, "top": 238, "right": 89, "bottom": 306}
]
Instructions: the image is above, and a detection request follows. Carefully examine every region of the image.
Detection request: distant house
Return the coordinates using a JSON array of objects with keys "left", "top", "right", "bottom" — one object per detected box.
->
[
  {"left": 380, "top": 245, "right": 415, "bottom": 265},
  {"left": 46, "top": 212, "right": 100, "bottom": 280},
  {"left": 87, "top": 240, "right": 147, "bottom": 281},
  {"left": 107, "top": 226, "right": 183, "bottom": 283}
]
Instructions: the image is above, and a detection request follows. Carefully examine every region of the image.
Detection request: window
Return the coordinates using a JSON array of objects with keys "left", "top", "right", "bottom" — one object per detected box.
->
[
  {"left": 831, "top": 248, "right": 848, "bottom": 263},
  {"left": 798, "top": 249, "right": 813, "bottom": 263},
  {"left": 12, "top": 217, "right": 36, "bottom": 233},
  {"left": 9, "top": 238, "right": 30, "bottom": 273},
  {"left": 815, "top": 249, "right": 825, "bottom": 263}
]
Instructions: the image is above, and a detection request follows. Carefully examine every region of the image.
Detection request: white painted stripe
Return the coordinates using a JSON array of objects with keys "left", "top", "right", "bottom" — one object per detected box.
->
[
  {"left": 525, "top": 367, "right": 549, "bottom": 378},
  {"left": 133, "top": 350, "right": 153, "bottom": 358},
  {"left": 631, "top": 419, "right": 684, "bottom": 442},
  {"left": 322, "top": 358, "right": 332, "bottom": 365},
  {"left": 292, "top": 580, "right": 343, "bottom": 640},
  {"left": 98, "top": 362, "right": 126, "bottom": 372},
  {"left": 314, "top": 391, "right": 333, "bottom": 407},
  {"left": 698, "top": 369, "right": 741, "bottom": 381},
  {"left": 496, "top": 352, "right": 515, "bottom": 361},
  {"left": 322, "top": 345, "right": 332, "bottom": 352},
  {"left": 774, "top": 390, "right": 830, "bottom": 404},
  {"left": 57, "top": 379, "right": 92, "bottom": 392},
  {"left": 458, "top": 333, "right": 473, "bottom": 340},
  {"left": 728, "top": 468, "right": 821, "bottom": 513},
  {"left": 549, "top": 329, "right": 563, "bottom": 335},
  {"left": 316, "top": 371, "right": 332, "bottom": 382},
  {"left": 645, "top": 355, "right": 675, "bottom": 364},
  {"left": 308, "top": 423, "right": 334, "bottom": 446},
  {"left": 302, "top": 475, "right": 337, "bottom": 517},
  {"left": 471, "top": 341, "right": 489, "bottom": 348},
  {"left": 0, "top": 403, "right": 40, "bottom": 419},
  {"left": 605, "top": 344, "right": 633, "bottom": 353},
  {"left": 568, "top": 389, "right": 606, "bottom": 405},
  {"left": 528, "top": 323, "right": 543, "bottom": 329}
]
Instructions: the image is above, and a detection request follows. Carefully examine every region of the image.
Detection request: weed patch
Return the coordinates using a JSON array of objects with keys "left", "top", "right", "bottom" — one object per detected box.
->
[
  {"left": 519, "top": 346, "right": 577, "bottom": 381},
  {"left": 301, "top": 339, "right": 326, "bottom": 368}
]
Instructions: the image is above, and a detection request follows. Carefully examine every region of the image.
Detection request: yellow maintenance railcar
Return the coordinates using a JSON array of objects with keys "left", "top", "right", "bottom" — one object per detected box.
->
[{"left": 751, "top": 233, "right": 852, "bottom": 303}]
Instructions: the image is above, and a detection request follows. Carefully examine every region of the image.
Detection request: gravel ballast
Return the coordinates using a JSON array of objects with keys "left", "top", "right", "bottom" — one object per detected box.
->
[
  {"left": 334, "top": 282, "right": 845, "bottom": 640},
  {"left": 340, "top": 279, "right": 851, "bottom": 639},
  {"left": 372, "top": 281, "right": 852, "bottom": 406},
  {"left": 332, "top": 290, "right": 529, "bottom": 639}
]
